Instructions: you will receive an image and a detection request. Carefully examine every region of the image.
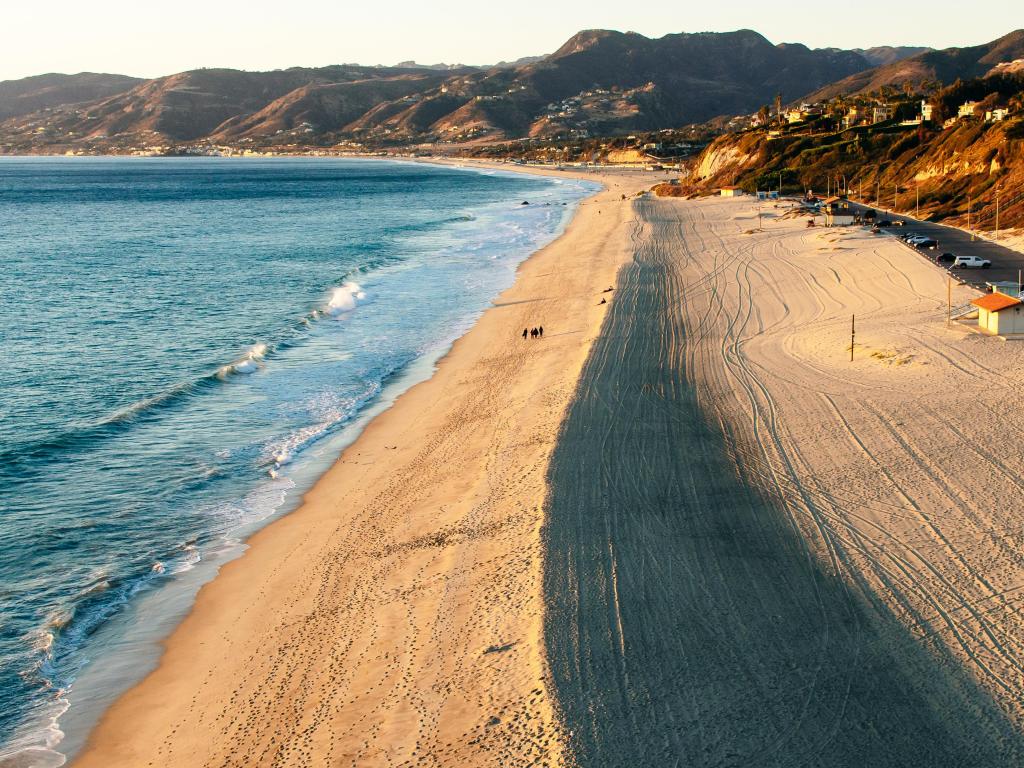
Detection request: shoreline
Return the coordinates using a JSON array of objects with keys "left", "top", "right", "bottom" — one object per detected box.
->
[
  {"left": 66, "top": 162, "right": 662, "bottom": 767},
  {"left": 1, "top": 156, "right": 599, "bottom": 768}
]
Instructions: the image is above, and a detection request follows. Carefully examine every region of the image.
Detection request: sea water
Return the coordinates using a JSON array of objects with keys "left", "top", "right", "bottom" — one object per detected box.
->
[{"left": 0, "top": 157, "right": 597, "bottom": 765}]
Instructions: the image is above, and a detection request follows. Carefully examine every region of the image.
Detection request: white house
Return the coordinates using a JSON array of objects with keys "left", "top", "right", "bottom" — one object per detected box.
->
[
  {"left": 872, "top": 105, "right": 894, "bottom": 124},
  {"left": 720, "top": 186, "right": 743, "bottom": 197},
  {"left": 921, "top": 102, "right": 934, "bottom": 122},
  {"left": 958, "top": 101, "right": 980, "bottom": 118},
  {"left": 987, "top": 107, "right": 1010, "bottom": 122}
]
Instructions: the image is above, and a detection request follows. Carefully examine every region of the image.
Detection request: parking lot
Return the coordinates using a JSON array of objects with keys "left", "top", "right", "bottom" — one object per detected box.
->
[{"left": 845, "top": 201, "right": 1024, "bottom": 290}]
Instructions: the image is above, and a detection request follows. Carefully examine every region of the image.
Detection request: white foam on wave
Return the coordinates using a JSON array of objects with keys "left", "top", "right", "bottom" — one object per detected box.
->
[
  {"left": 325, "top": 282, "right": 366, "bottom": 317},
  {"left": 264, "top": 384, "right": 380, "bottom": 473},
  {"left": 218, "top": 342, "right": 268, "bottom": 379},
  {"left": 169, "top": 544, "right": 201, "bottom": 575},
  {"left": 0, "top": 697, "right": 70, "bottom": 768}
]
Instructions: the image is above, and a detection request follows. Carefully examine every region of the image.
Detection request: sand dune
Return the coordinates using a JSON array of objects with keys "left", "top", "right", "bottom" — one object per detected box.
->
[{"left": 544, "top": 195, "right": 1024, "bottom": 765}]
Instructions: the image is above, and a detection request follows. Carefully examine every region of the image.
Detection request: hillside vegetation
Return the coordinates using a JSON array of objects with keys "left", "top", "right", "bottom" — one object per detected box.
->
[{"left": 694, "top": 73, "right": 1024, "bottom": 230}]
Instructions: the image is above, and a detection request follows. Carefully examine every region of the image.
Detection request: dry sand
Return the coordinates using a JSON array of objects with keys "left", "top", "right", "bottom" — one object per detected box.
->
[
  {"left": 73, "top": 181, "right": 1024, "bottom": 767},
  {"left": 543, "top": 194, "right": 1024, "bottom": 765},
  {"left": 70, "top": 167, "right": 658, "bottom": 768}
]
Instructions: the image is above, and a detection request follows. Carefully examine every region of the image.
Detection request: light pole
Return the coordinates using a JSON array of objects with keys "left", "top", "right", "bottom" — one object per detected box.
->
[
  {"left": 916, "top": 180, "right": 920, "bottom": 219},
  {"left": 968, "top": 189, "right": 973, "bottom": 240},
  {"left": 996, "top": 187, "right": 1001, "bottom": 240}
]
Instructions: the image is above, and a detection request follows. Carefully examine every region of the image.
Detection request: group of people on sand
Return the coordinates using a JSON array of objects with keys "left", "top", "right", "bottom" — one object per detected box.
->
[{"left": 523, "top": 326, "right": 544, "bottom": 339}]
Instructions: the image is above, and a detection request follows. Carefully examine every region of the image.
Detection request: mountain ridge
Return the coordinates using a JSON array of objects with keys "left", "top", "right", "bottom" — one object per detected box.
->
[{"left": 0, "top": 29, "right": 1019, "bottom": 154}]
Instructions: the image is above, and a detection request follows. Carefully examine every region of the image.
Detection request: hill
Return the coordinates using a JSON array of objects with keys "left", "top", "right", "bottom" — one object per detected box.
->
[
  {"left": 690, "top": 72, "right": 1024, "bottom": 230},
  {"left": 0, "top": 72, "right": 142, "bottom": 121},
  {"left": 0, "top": 30, "right": 874, "bottom": 153},
  {"left": 810, "top": 30, "right": 1024, "bottom": 100},
  {"left": 853, "top": 46, "right": 932, "bottom": 67}
]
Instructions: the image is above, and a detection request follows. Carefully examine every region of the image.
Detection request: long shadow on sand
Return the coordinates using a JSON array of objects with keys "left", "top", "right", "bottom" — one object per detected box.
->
[{"left": 542, "top": 200, "right": 1024, "bottom": 767}]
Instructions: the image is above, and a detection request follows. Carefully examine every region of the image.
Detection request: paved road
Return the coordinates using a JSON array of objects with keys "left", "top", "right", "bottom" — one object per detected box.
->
[{"left": 845, "top": 201, "right": 1024, "bottom": 289}]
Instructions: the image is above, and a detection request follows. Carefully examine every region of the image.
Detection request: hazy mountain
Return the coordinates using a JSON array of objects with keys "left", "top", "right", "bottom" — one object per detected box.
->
[
  {"left": 852, "top": 46, "right": 932, "bottom": 67},
  {"left": 0, "top": 72, "right": 142, "bottom": 121},
  {"left": 810, "top": 29, "right": 1024, "bottom": 99},
  {"left": 3, "top": 28, "right": 1020, "bottom": 153},
  {"left": 353, "top": 29, "right": 874, "bottom": 140}
]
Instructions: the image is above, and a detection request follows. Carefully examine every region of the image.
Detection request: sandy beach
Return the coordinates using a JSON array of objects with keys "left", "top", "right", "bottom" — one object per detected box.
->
[
  {"left": 72, "top": 180, "right": 1024, "bottom": 767},
  {"left": 545, "top": 195, "right": 1024, "bottom": 765},
  {"left": 71, "top": 166, "right": 658, "bottom": 768}
]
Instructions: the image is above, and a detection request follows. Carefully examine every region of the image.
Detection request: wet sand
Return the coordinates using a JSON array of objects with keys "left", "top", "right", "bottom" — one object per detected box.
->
[
  {"left": 544, "top": 195, "right": 1024, "bottom": 765},
  {"left": 71, "top": 167, "right": 658, "bottom": 767}
]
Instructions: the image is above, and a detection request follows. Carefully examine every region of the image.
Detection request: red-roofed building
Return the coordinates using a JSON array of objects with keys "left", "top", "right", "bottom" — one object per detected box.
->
[{"left": 971, "top": 292, "right": 1024, "bottom": 335}]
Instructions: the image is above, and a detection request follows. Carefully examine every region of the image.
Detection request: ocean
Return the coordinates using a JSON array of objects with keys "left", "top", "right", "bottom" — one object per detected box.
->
[{"left": 0, "top": 156, "right": 597, "bottom": 766}]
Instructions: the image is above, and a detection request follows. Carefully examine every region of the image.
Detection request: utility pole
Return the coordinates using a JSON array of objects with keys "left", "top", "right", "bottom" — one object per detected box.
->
[
  {"left": 968, "top": 190, "right": 974, "bottom": 241},
  {"left": 916, "top": 180, "right": 920, "bottom": 219},
  {"left": 894, "top": 184, "right": 898, "bottom": 212},
  {"left": 850, "top": 315, "right": 856, "bottom": 361},
  {"left": 876, "top": 179, "right": 881, "bottom": 208},
  {"left": 996, "top": 187, "right": 1001, "bottom": 240},
  {"left": 947, "top": 276, "right": 951, "bottom": 327}
]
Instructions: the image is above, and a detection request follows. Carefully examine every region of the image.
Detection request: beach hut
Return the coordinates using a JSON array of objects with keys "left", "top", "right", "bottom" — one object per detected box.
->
[
  {"left": 822, "top": 196, "right": 854, "bottom": 226},
  {"left": 971, "top": 293, "right": 1024, "bottom": 336},
  {"left": 720, "top": 186, "right": 743, "bottom": 197}
]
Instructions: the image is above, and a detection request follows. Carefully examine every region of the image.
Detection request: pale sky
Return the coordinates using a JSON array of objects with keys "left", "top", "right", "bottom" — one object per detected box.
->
[{"left": 2, "top": 0, "right": 1020, "bottom": 82}]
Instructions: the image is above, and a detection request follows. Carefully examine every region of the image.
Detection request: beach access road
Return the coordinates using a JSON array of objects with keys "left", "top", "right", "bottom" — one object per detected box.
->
[
  {"left": 847, "top": 200, "right": 1024, "bottom": 289},
  {"left": 545, "top": 195, "right": 1024, "bottom": 766}
]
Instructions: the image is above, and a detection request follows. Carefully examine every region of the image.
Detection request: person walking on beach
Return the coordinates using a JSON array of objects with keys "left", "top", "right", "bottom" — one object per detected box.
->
[
  {"left": 539, "top": 326, "right": 544, "bottom": 338},
  {"left": 522, "top": 328, "right": 528, "bottom": 339}
]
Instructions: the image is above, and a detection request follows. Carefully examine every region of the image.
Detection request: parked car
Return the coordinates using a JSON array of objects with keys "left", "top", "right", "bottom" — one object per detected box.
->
[
  {"left": 914, "top": 239, "right": 939, "bottom": 250},
  {"left": 892, "top": 220, "right": 906, "bottom": 226},
  {"left": 953, "top": 255, "right": 992, "bottom": 269},
  {"left": 877, "top": 219, "right": 893, "bottom": 227},
  {"left": 938, "top": 252, "right": 956, "bottom": 263}
]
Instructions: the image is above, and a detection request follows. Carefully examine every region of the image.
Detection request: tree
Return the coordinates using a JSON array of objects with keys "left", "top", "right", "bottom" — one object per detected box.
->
[
  {"left": 775, "top": 93, "right": 783, "bottom": 127},
  {"left": 757, "top": 105, "right": 770, "bottom": 128}
]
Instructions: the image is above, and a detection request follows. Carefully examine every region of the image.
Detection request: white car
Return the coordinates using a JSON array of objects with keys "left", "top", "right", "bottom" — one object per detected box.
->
[{"left": 953, "top": 255, "right": 992, "bottom": 269}]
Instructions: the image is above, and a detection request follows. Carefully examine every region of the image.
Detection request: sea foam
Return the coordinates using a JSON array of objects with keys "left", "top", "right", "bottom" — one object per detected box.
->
[{"left": 325, "top": 282, "right": 366, "bottom": 317}]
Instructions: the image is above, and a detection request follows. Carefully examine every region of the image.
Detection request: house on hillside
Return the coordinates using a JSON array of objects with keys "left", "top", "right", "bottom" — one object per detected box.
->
[
  {"left": 822, "top": 196, "right": 854, "bottom": 226},
  {"left": 921, "top": 102, "right": 934, "bottom": 122},
  {"left": 873, "top": 106, "right": 894, "bottom": 124},
  {"left": 972, "top": 293, "right": 1024, "bottom": 336},
  {"left": 720, "top": 186, "right": 743, "bottom": 197},
  {"left": 958, "top": 101, "right": 980, "bottom": 118},
  {"left": 842, "top": 106, "right": 862, "bottom": 130},
  {"left": 987, "top": 107, "right": 1010, "bottom": 122}
]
